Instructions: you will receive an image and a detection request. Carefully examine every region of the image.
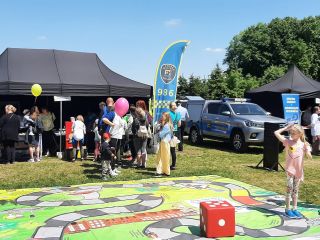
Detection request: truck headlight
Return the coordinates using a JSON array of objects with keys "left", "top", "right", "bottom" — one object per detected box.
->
[{"left": 244, "top": 120, "right": 264, "bottom": 128}]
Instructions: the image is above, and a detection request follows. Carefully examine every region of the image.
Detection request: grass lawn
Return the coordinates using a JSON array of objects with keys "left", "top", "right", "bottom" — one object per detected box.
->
[{"left": 0, "top": 139, "right": 319, "bottom": 205}]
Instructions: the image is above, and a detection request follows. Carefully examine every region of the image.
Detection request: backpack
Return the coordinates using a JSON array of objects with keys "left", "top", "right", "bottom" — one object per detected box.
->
[
  {"left": 135, "top": 116, "right": 149, "bottom": 139},
  {"left": 137, "top": 125, "right": 148, "bottom": 139}
]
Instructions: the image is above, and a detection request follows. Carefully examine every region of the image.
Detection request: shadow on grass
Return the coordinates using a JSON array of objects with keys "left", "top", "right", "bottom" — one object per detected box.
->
[
  {"left": 187, "top": 139, "right": 263, "bottom": 154},
  {"left": 135, "top": 171, "right": 156, "bottom": 176},
  {"left": 81, "top": 162, "right": 102, "bottom": 179},
  {"left": 81, "top": 162, "right": 100, "bottom": 168},
  {"left": 247, "top": 165, "right": 284, "bottom": 172},
  {"left": 85, "top": 174, "right": 102, "bottom": 179}
]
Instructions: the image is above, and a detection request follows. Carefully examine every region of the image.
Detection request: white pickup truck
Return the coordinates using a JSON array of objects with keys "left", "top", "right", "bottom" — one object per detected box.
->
[{"left": 184, "top": 96, "right": 286, "bottom": 152}]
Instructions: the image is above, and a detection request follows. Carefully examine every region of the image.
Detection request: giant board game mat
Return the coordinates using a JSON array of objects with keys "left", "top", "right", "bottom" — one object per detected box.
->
[{"left": 0, "top": 175, "right": 319, "bottom": 239}]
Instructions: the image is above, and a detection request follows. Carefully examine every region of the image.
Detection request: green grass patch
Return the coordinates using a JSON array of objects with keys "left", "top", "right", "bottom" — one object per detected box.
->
[{"left": 0, "top": 139, "right": 319, "bottom": 205}]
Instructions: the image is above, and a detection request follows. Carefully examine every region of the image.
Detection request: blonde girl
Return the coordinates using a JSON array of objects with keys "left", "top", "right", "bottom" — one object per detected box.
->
[
  {"left": 71, "top": 115, "right": 86, "bottom": 161},
  {"left": 274, "top": 124, "right": 312, "bottom": 218},
  {"left": 155, "top": 112, "right": 173, "bottom": 177}
]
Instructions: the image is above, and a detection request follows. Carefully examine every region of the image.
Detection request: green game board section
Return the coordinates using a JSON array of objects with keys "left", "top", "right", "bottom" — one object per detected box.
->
[{"left": 0, "top": 175, "right": 318, "bottom": 240}]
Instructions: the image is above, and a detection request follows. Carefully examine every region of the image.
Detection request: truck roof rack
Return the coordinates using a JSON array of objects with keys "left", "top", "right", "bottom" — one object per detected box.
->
[{"left": 221, "top": 98, "right": 251, "bottom": 102}]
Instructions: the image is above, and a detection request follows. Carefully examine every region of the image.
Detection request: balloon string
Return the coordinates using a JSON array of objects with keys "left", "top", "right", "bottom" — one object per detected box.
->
[{"left": 34, "top": 96, "right": 37, "bottom": 104}]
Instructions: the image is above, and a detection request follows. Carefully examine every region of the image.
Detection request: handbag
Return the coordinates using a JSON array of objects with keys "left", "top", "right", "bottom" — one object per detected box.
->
[{"left": 169, "top": 136, "right": 180, "bottom": 148}]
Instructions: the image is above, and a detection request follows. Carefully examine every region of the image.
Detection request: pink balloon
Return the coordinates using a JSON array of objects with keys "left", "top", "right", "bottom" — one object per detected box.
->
[{"left": 114, "top": 97, "right": 129, "bottom": 117}]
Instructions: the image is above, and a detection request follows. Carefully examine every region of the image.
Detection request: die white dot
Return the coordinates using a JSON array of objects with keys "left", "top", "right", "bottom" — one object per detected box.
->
[
  {"left": 203, "top": 224, "right": 206, "bottom": 232},
  {"left": 218, "top": 219, "right": 225, "bottom": 226},
  {"left": 214, "top": 203, "right": 220, "bottom": 205},
  {"left": 209, "top": 205, "right": 216, "bottom": 207},
  {"left": 222, "top": 204, "right": 228, "bottom": 207}
]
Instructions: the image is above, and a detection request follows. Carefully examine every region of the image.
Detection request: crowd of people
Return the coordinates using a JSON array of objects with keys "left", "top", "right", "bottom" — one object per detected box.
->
[
  {"left": 0, "top": 99, "right": 189, "bottom": 181},
  {"left": 69, "top": 97, "right": 189, "bottom": 180},
  {"left": 0, "top": 105, "right": 57, "bottom": 164}
]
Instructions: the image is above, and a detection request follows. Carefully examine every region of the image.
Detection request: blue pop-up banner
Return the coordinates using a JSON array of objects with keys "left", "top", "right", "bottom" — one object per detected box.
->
[
  {"left": 152, "top": 40, "right": 190, "bottom": 124},
  {"left": 281, "top": 93, "right": 300, "bottom": 124}
]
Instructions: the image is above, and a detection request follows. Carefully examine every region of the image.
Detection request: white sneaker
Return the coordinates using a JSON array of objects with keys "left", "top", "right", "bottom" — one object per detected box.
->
[
  {"left": 35, "top": 158, "right": 40, "bottom": 162},
  {"left": 114, "top": 168, "right": 121, "bottom": 173},
  {"left": 28, "top": 158, "right": 34, "bottom": 163},
  {"left": 44, "top": 150, "right": 49, "bottom": 157},
  {"left": 109, "top": 170, "right": 118, "bottom": 177}
]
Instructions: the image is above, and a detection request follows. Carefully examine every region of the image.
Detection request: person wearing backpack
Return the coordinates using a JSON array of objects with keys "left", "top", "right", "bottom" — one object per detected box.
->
[
  {"left": 169, "top": 102, "right": 181, "bottom": 170},
  {"left": 25, "top": 108, "right": 44, "bottom": 162},
  {"left": 132, "top": 107, "right": 149, "bottom": 168}
]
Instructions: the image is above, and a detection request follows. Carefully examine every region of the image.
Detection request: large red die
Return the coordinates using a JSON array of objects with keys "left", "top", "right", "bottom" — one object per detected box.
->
[{"left": 200, "top": 200, "right": 235, "bottom": 238}]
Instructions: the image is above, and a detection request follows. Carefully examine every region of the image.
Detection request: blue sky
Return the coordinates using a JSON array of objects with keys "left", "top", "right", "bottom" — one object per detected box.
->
[{"left": 0, "top": 0, "right": 319, "bottom": 86}]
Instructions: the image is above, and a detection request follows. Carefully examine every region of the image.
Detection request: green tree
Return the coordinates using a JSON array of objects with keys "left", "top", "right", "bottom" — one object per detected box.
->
[
  {"left": 207, "top": 65, "right": 228, "bottom": 99},
  {"left": 261, "top": 65, "right": 286, "bottom": 85},
  {"left": 177, "top": 76, "right": 189, "bottom": 98},
  {"left": 188, "top": 75, "right": 207, "bottom": 97},
  {"left": 225, "top": 69, "right": 259, "bottom": 98},
  {"left": 225, "top": 16, "right": 320, "bottom": 81}
]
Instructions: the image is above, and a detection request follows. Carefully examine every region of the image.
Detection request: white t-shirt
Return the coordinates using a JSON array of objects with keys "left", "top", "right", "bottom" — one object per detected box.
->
[
  {"left": 73, "top": 120, "right": 86, "bottom": 141},
  {"left": 109, "top": 114, "right": 125, "bottom": 139},
  {"left": 311, "top": 113, "right": 320, "bottom": 136},
  {"left": 176, "top": 105, "right": 189, "bottom": 121}
]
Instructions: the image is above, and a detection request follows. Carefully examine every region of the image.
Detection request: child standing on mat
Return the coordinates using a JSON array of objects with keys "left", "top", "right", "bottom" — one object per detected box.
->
[
  {"left": 274, "top": 124, "right": 312, "bottom": 218},
  {"left": 101, "top": 133, "right": 117, "bottom": 179}
]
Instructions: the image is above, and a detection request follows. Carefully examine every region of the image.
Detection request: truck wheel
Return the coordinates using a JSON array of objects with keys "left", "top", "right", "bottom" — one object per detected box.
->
[
  {"left": 231, "top": 131, "right": 248, "bottom": 153},
  {"left": 189, "top": 128, "right": 202, "bottom": 144}
]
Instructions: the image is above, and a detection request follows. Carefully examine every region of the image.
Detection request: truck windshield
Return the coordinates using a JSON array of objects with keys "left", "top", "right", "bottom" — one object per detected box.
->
[{"left": 230, "top": 103, "right": 266, "bottom": 115}]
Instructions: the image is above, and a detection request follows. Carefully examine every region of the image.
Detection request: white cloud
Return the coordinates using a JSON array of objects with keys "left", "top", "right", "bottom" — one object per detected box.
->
[
  {"left": 36, "top": 35, "right": 47, "bottom": 41},
  {"left": 164, "top": 19, "right": 182, "bottom": 27},
  {"left": 204, "top": 47, "right": 225, "bottom": 53}
]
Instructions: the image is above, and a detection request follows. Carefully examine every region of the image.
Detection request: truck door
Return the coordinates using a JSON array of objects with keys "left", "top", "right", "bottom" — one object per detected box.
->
[
  {"left": 202, "top": 102, "right": 219, "bottom": 136},
  {"left": 214, "top": 104, "right": 232, "bottom": 138}
]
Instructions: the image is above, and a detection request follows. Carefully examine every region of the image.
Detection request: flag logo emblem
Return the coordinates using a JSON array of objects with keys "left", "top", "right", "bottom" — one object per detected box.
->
[{"left": 160, "top": 64, "right": 176, "bottom": 84}]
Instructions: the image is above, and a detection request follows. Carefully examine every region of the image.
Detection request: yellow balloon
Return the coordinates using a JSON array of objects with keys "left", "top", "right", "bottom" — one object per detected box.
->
[{"left": 31, "top": 84, "right": 42, "bottom": 97}]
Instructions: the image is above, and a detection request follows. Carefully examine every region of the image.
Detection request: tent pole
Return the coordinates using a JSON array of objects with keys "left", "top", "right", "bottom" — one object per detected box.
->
[{"left": 60, "top": 101, "right": 62, "bottom": 154}]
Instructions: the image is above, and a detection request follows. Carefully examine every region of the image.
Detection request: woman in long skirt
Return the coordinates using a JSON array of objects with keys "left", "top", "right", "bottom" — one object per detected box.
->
[{"left": 155, "top": 112, "right": 173, "bottom": 176}]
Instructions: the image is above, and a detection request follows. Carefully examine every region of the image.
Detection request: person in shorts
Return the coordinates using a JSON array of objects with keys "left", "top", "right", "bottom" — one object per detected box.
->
[{"left": 25, "top": 108, "right": 43, "bottom": 162}]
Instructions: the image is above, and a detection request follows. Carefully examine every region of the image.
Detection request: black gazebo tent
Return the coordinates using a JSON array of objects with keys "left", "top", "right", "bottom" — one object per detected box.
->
[
  {"left": 0, "top": 48, "right": 152, "bottom": 116},
  {"left": 0, "top": 48, "right": 153, "bottom": 154},
  {"left": 245, "top": 65, "right": 320, "bottom": 117},
  {"left": 0, "top": 48, "right": 151, "bottom": 97}
]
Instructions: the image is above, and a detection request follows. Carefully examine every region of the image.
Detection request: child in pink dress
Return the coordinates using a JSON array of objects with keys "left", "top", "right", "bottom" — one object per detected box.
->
[{"left": 274, "top": 124, "right": 312, "bottom": 218}]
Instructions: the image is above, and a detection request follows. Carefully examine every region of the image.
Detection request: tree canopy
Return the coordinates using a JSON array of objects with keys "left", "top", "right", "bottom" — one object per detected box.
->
[
  {"left": 225, "top": 16, "right": 320, "bottom": 80},
  {"left": 177, "top": 16, "right": 320, "bottom": 99}
]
